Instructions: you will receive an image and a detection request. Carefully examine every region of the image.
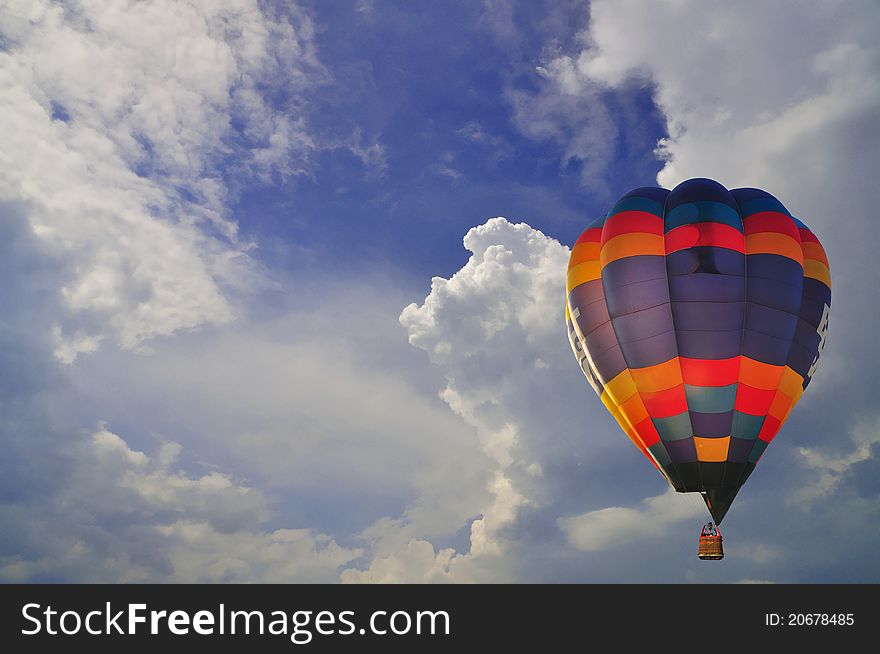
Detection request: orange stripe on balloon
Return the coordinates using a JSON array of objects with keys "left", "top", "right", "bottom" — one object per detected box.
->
[
  {"left": 801, "top": 242, "right": 828, "bottom": 267},
  {"left": 603, "top": 392, "right": 652, "bottom": 460},
  {"left": 603, "top": 394, "right": 647, "bottom": 457},
  {"left": 600, "top": 211, "right": 664, "bottom": 245},
  {"left": 566, "top": 261, "right": 601, "bottom": 293},
  {"left": 568, "top": 241, "right": 601, "bottom": 268},
  {"left": 768, "top": 390, "right": 794, "bottom": 422},
  {"left": 738, "top": 357, "right": 784, "bottom": 390},
  {"left": 745, "top": 232, "right": 804, "bottom": 265},
  {"left": 694, "top": 436, "right": 730, "bottom": 462},
  {"left": 600, "top": 233, "right": 665, "bottom": 268},
  {"left": 629, "top": 358, "right": 684, "bottom": 392},
  {"left": 804, "top": 259, "right": 831, "bottom": 288},
  {"left": 602, "top": 391, "right": 629, "bottom": 426},
  {"left": 604, "top": 369, "right": 638, "bottom": 405},
  {"left": 778, "top": 366, "right": 805, "bottom": 403},
  {"left": 619, "top": 392, "right": 649, "bottom": 426}
]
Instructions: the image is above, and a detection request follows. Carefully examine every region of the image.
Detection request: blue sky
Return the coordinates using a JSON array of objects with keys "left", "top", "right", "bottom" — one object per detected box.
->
[
  {"left": 1, "top": 0, "right": 878, "bottom": 583},
  {"left": 235, "top": 1, "right": 666, "bottom": 282}
]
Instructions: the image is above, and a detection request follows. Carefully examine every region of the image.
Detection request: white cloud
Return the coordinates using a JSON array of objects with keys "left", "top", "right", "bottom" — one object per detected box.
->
[
  {"left": 335, "top": 127, "right": 388, "bottom": 178},
  {"left": 0, "top": 210, "right": 498, "bottom": 584},
  {"left": 73, "top": 289, "right": 494, "bottom": 542},
  {"left": 506, "top": 73, "right": 618, "bottom": 187},
  {"left": 791, "top": 416, "right": 880, "bottom": 502},
  {"left": 342, "top": 217, "right": 637, "bottom": 581},
  {"left": 571, "top": 0, "right": 880, "bottom": 204},
  {"left": 401, "top": 217, "right": 568, "bottom": 366},
  {"left": 156, "top": 523, "right": 359, "bottom": 584},
  {"left": 64, "top": 426, "right": 268, "bottom": 531},
  {"left": 395, "top": 219, "right": 568, "bottom": 568},
  {"left": 341, "top": 539, "right": 455, "bottom": 584},
  {"left": 457, "top": 121, "right": 504, "bottom": 147},
  {"left": 559, "top": 489, "right": 705, "bottom": 552},
  {"left": 436, "top": 165, "right": 464, "bottom": 181},
  {"left": 0, "top": 0, "right": 322, "bottom": 361},
  {"left": 0, "top": 427, "right": 360, "bottom": 582}
]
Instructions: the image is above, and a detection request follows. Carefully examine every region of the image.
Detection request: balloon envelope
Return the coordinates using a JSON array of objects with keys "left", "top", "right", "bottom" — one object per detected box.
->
[{"left": 565, "top": 178, "right": 830, "bottom": 523}]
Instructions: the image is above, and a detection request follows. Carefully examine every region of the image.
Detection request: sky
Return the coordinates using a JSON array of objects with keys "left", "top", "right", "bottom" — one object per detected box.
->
[{"left": 0, "top": 0, "right": 878, "bottom": 583}]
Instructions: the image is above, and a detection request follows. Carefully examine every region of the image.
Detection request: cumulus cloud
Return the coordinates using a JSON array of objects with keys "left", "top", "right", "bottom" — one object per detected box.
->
[
  {"left": 792, "top": 416, "right": 880, "bottom": 503},
  {"left": 1, "top": 167, "right": 495, "bottom": 583},
  {"left": 340, "top": 539, "right": 455, "bottom": 584},
  {"left": 0, "top": 265, "right": 501, "bottom": 582},
  {"left": 0, "top": 427, "right": 360, "bottom": 582},
  {"left": 0, "top": 0, "right": 323, "bottom": 360},
  {"left": 559, "top": 489, "right": 705, "bottom": 552},
  {"left": 570, "top": 0, "right": 880, "bottom": 206},
  {"left": 71, "top": 284, "right": 494, "bottom": 541},
  {"left": 342, "top": 217, "right": 662, "bottom": 581},
  {"left": 390, "top": 219, "right": 567, "bottom": 576},
  {"left": 401, "top": 218, "right": 568, "bottom": 361}
]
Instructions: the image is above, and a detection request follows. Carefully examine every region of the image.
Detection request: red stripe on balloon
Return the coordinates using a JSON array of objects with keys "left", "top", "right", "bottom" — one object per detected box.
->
[
  {"left": 797, "top": 228, "right": 819, "bottom": 244},
  {"left": 743, "top": 212, "right": 801, "bottom": 239},
  {"left": 680, "top": 357, "right": 740, "bottom": 386},
  {"left": 758, "top": 415, "right": 782, "bottom": 442},
  {"left": 574, "top": 227, "right": 603, "bottom": 246},
  {"left": 734, "top": 383, "right": 776, "bottom": 415},
  {"left": 633, "top": 416, "right": 661, "bottom": 447},
  {"left": 665, "top": 223, "right": 745, "bottom": 254},
  {"left": 600, "top": 211, "right": 664, "bottom": 245},
  {"left": 640, "top": 384, "right": 688, "bottom": 419}
]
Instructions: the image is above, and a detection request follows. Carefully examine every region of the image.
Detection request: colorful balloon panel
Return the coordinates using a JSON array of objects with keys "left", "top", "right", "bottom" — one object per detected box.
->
[{"left": 566, "top": 179, "right": 830, "bottom": 523}]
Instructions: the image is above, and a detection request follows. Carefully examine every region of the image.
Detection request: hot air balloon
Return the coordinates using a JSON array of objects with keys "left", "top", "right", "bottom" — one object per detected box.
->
[{"left": 565, "top": 178, "right": 830, "bottom": 559}]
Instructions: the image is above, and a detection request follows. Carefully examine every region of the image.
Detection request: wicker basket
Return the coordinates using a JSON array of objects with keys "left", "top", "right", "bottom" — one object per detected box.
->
[{"left": 698, "top": 535, "right": 724, "bottom": 560}]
